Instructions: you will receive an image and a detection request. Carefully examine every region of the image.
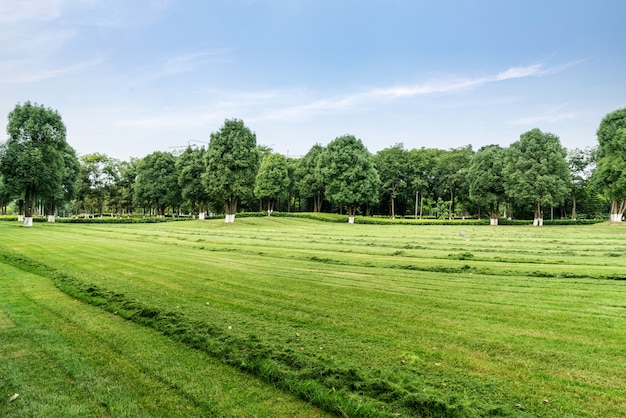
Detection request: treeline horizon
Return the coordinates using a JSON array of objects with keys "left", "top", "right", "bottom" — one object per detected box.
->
[{"left": 1, "top": 102, "right": 625, "bottom": 223}]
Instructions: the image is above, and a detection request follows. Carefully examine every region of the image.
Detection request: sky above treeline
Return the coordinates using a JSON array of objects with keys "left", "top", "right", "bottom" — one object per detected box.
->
[{"left": 1, "top": 0, "right": 625, "bottom": 161}]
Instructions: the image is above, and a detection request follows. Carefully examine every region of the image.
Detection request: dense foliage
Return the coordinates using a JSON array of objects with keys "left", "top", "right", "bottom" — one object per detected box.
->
[
  {"left": 204, "top": 119, "right": 260, "bottom": 222},
  {"left": 594, "top": 107, "right": 626, "bottom": 221},
  {"left": 0, "top": 102, "right": 78, "bottom": 225},
  {"left": 1, "top": 104, "right": 622, "bottom": 223}
]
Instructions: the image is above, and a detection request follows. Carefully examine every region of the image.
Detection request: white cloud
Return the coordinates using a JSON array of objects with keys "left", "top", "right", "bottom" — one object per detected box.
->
[
  {"left": 0, "top": 56, "right": 104, "bottom": 84},
  {"left": 253, "top": 63, "right": 557, "bottom": 121},
  {"left": 0, "top": 0, "right": 63, "bottom": 23},
  {"left": 510, "top": 105, "right": 577, "bottom": 126}
]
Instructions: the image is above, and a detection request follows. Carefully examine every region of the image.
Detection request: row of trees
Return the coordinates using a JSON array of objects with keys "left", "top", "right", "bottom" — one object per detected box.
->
[{"left": 1, "top": 102, "right": 625, "bottom": 226}]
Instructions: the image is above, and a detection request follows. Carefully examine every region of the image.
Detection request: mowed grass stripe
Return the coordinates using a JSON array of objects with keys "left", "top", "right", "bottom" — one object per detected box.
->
[
  {"left": 1, "top": 219, "right": 625, "bottom": 416},
  {"left": 0, "top": 256, "right": 331, "bottom": 417}
]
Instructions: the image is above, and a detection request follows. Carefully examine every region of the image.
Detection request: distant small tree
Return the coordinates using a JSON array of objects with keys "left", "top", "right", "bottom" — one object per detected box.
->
[
  {"left": 408, "top": 148, "right": 439, "bottom": 218},
  {"left": 77, "top": 153, "right": 120, "bottom": 215},
  {"left": 567, "top": 147, "right": 595, "bottom": 220},
  {"left": 204, "top": 119, "right": 260, "bottom": 223},
  {"left": 177, "top": 146, "right": 208, "bottom": 218},
  {"left": 295, "top": 144, "right": 325, "bottom": 212},
  {"left": 504, "top": 129, "right": 571, "bottom": 226},
  {"left": 255, "top": 152, "right": 289, "bottom": 215},
  {"left": 467, "top": 145, "right": 506, "bottom": 225},
  {"left": 595, "top": 108, "right": 626, "bottom": 222},
  {"left": 318, "top": 135, "right": 380, "bottom": 223},
  {"left": 375, "top": 144, "right": 410, "bottom": 219},
  {"left": 135, "top": 151, "right": 181, "bottom": 216}
]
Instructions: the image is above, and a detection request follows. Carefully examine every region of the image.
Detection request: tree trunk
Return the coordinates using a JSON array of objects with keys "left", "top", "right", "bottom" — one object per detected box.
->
[
  {"left": 419, "top": 193, "right": 424, "bottom": 219},
  {"left": 24, "top": 188, "right": 34, "bottom": 227},
  {"left": 47, "top": 201, "right": 56, "bottom": 222},
  {"left": 489, "top": 203, "right": 498, "bottom": 226},
  {"left": 533, "top": 202, "right": 543, "bottom": 226},
  {"left": 347, "top": 205, "right": 355, "bottom": 224},
  {"left": 225, "top": 197, "right": 238, "bottom": 223},
  {"left": 571, "top": 194, "right": 577, "bottom": 220},
  {"left": 610, "top": 199, "right": 626, "bottom": 222},
  {"left": 449, "top": 190, "right": 454, "bottom": 220},
  {"left": 267, "top": 200, "right": 273, "bottom": 216},
  {"left": 17, "top": 199, "right": 24, "bottom": 222},
  {"left": 391, "top": 197, "right": 395, "bottom": 219}
]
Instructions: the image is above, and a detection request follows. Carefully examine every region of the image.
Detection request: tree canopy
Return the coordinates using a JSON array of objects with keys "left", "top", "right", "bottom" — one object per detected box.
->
[
  {"left": 504, "top": 129, "right": 571, "bottom": 226},
  {"left": 468, "top": 145, "right": 506, "bottom": 223},
  {"left": 134, "top": 151, "right": 181, "bottom": 216},
  {"left": 375, "top": 144, "right": 410, "bottom": 219},
  {"left": 295, "top": 144, "right": 325, "bottom": 212},
  {"left": 595, "top": 108, "right": 626, "bottom": 221},
  {"left": 204, "top": 119, "right": 260, "bottom": 222},
  {"left": 318, "top": 135, "right": 380, "bottom": 223},
  {"left": 254, "top": 152, "right": 289, "bottom": 214},
  {"left": 0, "top": 102, "right": 71, "bottom": 226},
  {"left": 177, "top": 146, "right": 208, "bottom": 217}
]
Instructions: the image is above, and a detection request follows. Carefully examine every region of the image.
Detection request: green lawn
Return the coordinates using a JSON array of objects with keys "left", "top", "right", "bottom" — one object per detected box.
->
[{"left": 1, "top": 217, "right": 625, "bottom": 417}]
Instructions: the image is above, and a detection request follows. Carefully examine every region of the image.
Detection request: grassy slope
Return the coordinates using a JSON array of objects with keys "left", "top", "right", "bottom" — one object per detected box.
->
[
  {"left": 1, "top": 218, "right": 625, "bottom": 417},
  {"left": 0, "top": 246, "right": 330, "bottom": 417}
]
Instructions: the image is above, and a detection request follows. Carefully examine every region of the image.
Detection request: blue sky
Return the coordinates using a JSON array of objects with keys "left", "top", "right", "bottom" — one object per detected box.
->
[{"left": 1, "top": 0, "right": 625, "bottom": 160}]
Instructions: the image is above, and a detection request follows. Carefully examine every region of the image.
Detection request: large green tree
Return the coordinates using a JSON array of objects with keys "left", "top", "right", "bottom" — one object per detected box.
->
[
  {"left": 504, "top": 129, "right": 571, "bottom": 226},
  {"left": 595, "top": 108, "right": 626, "bottom": 222},
  {"left": 295, "top": 144, "right": 325, "bottom": 212},
  {"left": 134, "top": 151, "right": 181, "bottom": 216},
  {"left": 177, "top": 146, "right": 209, "bottom": 218},
  {"left": 204, "top": 119, "right": 260, "bottom": 223},
  {"left": 318, "top": 135, "right": 380, "bottom": 223},
  {"left": 375, "top": 144, "right": 410, "bottom": 219},
  {"left": 0, "top": 102, "right": 70, "bottom": 227},
  {"left": 254, "top": 152, "right": 290, "bottom": 215},
  {"left": 467, "top": 145, "right": 506, "bottom": 225}
]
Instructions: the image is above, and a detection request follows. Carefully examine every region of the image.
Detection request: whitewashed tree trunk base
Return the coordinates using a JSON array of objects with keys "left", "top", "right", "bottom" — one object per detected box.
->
[
  {"left": 533, "top": 218, "right": 543, "bottom": 226},
  {"left": 490, "top": 218, "right": 498, "bottom": 226},
  {"left": 224, "top": 214, "right": 236, "bottom": 223},
  {"left": 348, "top": 216, "right": 355, "bottom": 224},
  {"left": 18, "top": 215, "right": 24, "bottom": 222},
  {"left": 47, "top": 215, "right": 55, "bottom": 223},
  {"left": 23, "top": 217, "right": 33, "bottom": 227},
  {"left": 610, "top": 213, "right": 623, "bottom": 222},
  {"left": 198, "top": 212, "right": 206, "bottom": 220}
]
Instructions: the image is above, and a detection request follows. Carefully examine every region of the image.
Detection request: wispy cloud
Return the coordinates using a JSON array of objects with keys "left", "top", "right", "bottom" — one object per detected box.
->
[
  {"left": 0, "top": 0, "right": 63, "bottom": 23},
  {"left": 510, "top": 104, "right": 577, "bottom": 126},
  {"left": 255, "top": 63, "right": 556, "bottom": 121},
  {"left": 158, "top": 49, "right": 233, "bottom": 77},
  {"left": 0, "top": 56, "right": 104, "bottom": 84}
]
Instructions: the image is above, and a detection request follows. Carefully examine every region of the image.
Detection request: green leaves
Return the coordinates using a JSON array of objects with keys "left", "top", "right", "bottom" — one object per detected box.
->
[
  {"left": 204, "top": 119, "right": 260, "bottom": 215},
  {"left": 504, "top": 129, "right": 571, "bottom": 215},
  {"left": 318, "top": 135, "right": 380, "bottom": 217},
  {"left": 595, "top": 109, "right": 626, "bottom": 212},
  {"left": 468, "top": 145, "right": 506, "bottom": 217},
  {"left": 0, "top": 102, "right": 75, "bottom": 219},
  {"left": 135, "top": 151, "right": 181, "bottom": 215},
  {"left": 254, "top": 153, "right": 289, "bottom": 205}
]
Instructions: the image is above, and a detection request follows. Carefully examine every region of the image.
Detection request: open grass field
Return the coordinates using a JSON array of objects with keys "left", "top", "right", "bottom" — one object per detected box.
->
[{"left": 1, "top": 217, "right": 625, "bottom": 417}]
